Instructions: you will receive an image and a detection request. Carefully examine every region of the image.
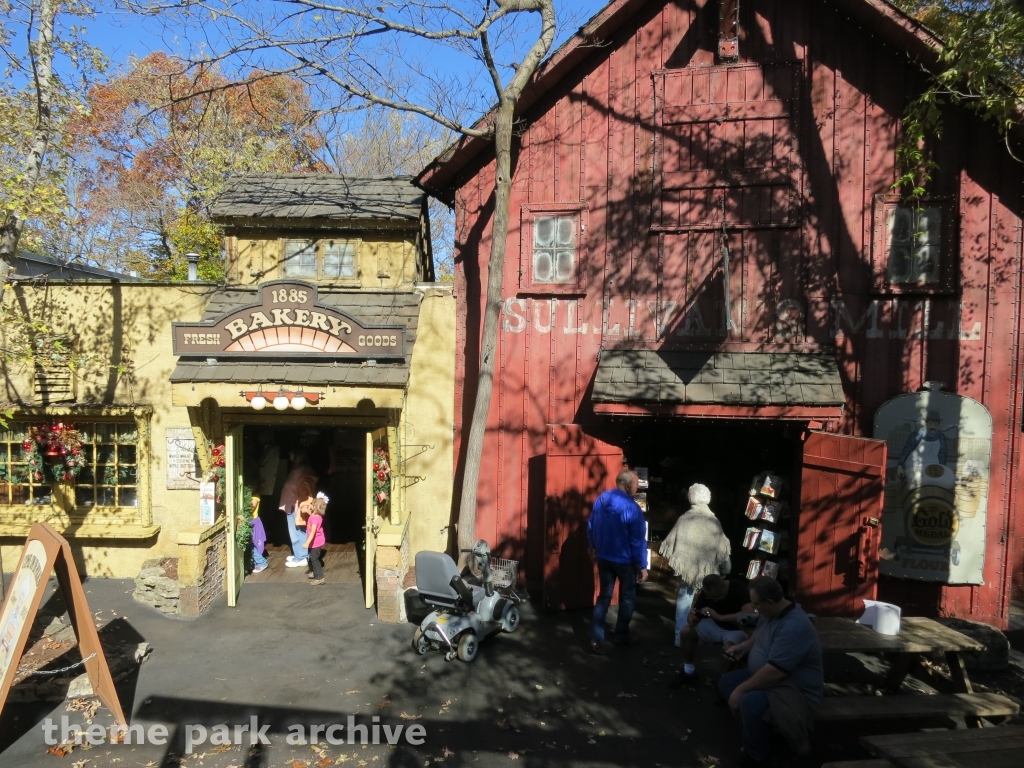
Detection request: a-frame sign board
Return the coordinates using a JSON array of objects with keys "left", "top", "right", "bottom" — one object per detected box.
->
[{"left": 0, "top": 522, "right": 127, "bottom": 727}]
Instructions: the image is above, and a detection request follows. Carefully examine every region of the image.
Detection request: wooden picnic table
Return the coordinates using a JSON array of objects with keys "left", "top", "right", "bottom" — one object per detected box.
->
[
  {"left": 861, "top": 724, "right": 1024, "bottom": 767},
  {"left": 814, "top": 616, "right": 994, "bottom": 728}
]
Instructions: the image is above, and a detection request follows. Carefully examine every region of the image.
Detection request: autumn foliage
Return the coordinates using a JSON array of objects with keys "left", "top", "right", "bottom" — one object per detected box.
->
[{"left": 73, "top": 53, "right": 326, "bottom": 277}]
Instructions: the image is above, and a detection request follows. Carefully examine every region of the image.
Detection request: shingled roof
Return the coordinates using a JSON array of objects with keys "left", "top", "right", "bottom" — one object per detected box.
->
[
  {"left": 170, "top": 288, "right": 421, "bottom": 388},
  {"left": 211, "top": 175, "right": 426, "bottom": 224},
  {"left": 593, "top": 351, "right": 845, "bottom": 407}
]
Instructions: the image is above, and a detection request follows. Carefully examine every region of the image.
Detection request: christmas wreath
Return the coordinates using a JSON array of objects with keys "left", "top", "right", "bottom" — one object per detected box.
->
[
  {"left": 372, "top": 446, "right": 391, "bottom": 508},
  {"left": 22, "top": 422, "right": 84, "bottom": 482},
  {"left": 204, "top": 443, "right": 227, "bottom": 503}
]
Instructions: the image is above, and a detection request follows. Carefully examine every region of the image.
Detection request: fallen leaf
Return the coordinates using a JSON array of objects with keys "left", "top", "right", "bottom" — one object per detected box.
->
[
  {"left": 46, "top": 746, "right": 68, "bottom": 757},
  {"left": 334, "top": 757, "right": 349, "bottom": 765},
  {"left": 495, "top": 719, "right": 510, "bottom": 730},
  {"left": 616, "top": 692, "right": 637, "bottom": 698},
  {"left": 534, "top": 684, "right": 543, "bottom": 690},
  {"left": 346, "top": 690, "right": 360, "bottom": 694},
  {"left": 508, "top": 752, "right": 519, "bottom": 761},
  {"left": 443, "top": 699, "right": 451, "bottom": 706},
  {"left": 698, "top": 756, "right": 721, "bottom": 766},
  {"left": 378, "top": 699, "right": 390, "bottom": 711},
  {"left": 399, "top": 712, "right": 420, "bottom": 721},
  {"left": 71, "top": 760, "right": 90, "bottom": 768},
  {"left": 317, "top": 759, "right": 332, "bottom": 768}
]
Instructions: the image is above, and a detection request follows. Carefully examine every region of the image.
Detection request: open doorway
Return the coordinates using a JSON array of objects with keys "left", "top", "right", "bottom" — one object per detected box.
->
[
  {"left": 240, "top": 424, "right": 369, "bottom": 585},
  {"left": 592, "top": 419, "right": 802, "bottom": 592}
]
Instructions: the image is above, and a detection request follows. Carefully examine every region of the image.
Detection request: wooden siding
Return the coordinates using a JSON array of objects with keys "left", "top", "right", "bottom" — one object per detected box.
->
[{"left": 451, "top": 0, "right": 1024, "bottom": 625}]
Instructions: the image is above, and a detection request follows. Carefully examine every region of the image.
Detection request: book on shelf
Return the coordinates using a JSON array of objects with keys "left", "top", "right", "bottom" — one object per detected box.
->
[{"left": 743, "top": 527, "right": 762, "bottom": 550}]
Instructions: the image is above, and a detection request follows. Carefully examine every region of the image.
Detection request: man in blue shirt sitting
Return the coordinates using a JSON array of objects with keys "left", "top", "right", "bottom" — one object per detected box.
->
[{"left": 587, "top": 469, "right": 649, "bottom": 654}]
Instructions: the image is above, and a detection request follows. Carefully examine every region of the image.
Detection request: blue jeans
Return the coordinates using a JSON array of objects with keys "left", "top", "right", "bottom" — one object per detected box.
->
[
  {"left": 286, "top": 512, "right": 308, "bottom": 560},
  {"left": 252, "top": 547, "right": 267, "bottom": 569},
  {"left": 675, "top": 583, "right": 695, "bottom": 645},
  {"left": 718, "top": 668, "right": 772, "bottom": 762},
  {"left": 591, "top": 559, "right": 637, "bottom": 644}
]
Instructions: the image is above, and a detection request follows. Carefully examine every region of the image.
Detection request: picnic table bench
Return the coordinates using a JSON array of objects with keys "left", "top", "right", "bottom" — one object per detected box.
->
[
  {"left": 813, "top": 616, "right": 1016, "bottom": 728},
  {"left": 860, "top": 724, "right": 1024, "bottom": 767}
]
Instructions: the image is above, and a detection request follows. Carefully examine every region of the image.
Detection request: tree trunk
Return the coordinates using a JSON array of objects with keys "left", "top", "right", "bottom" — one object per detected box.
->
[
  {"left": 455, "top": 97, "right": 516, "bottom": 558},
  {"left": 0, "top": 0, "right": 58, "bottom": 305}
]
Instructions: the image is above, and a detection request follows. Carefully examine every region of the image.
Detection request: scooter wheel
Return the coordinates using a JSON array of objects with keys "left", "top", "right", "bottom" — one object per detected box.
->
[
  {"left": 502, "top": 605, "right": 520, "bottom": 633},
  {"left": 412, "top": 628, "right": 429, "bottom": 655},
  {"left": 457, "top": 632, "right": 478, "bottom": 662}
]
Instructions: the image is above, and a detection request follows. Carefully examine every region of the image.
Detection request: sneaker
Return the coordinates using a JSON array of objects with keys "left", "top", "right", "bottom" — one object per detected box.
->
[
  {"left": 286, "top": 558, "right": 308, "bottom": 568},
  {"left": 285, "top": 555, "right": 296, "bottom": 563},
  {"left": 306, "top": 572, "right": 316, "bottom": 579},
  {"left": 252, "top": 564, "right": 268, "bottom": 573},
  {"left": 310, "top": 578, "right": 326, "bottom": 586}
]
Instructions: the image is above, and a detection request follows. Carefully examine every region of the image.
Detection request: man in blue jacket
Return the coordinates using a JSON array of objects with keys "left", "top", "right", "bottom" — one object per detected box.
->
[{"left": 587, "top": 469, "right": 649, "bottom": 653}]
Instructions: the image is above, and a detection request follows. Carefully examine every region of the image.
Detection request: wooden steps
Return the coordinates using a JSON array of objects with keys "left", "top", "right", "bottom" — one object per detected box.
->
[{"left": 816, "top": 692, "right": 1018, "bottom": 722}]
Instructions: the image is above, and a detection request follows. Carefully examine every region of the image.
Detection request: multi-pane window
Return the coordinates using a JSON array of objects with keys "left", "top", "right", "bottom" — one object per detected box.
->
[
  {"left": 532, "top": 215, "right": 577, "bottom": 284},
  {"left": 74, "top": 423, "right": 139, "bottom": 508},
  {"left": 283, "top": 239, "right": 317, "bottom": 278},
  {"left": 323, "top": 241, "right": 358, "bottom": 280},
  {"left": 0, "top": 421, "right": 138, "bottom": 508},
  {"left": 886, "top": 206, "right": 941, "bottom": 285},
  {"left": 0, "top": 424, "right": 52, "bottom": 506}
]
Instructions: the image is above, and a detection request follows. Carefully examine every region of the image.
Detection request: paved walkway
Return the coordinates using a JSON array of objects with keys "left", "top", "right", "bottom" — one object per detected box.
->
[{"left": 0, "top": 576, "right": 889, "bottom": 767}]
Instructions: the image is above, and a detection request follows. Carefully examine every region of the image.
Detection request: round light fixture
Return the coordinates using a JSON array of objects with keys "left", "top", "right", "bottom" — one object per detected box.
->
[
  {"left": 273, "top": 393, "right": 290, "bottom": 411},
  {"left": 291, "top": 395, "right": 307, "bottom": 411},
  {"left": 250, "top": 394, "right": 267, "bottom": 411}
]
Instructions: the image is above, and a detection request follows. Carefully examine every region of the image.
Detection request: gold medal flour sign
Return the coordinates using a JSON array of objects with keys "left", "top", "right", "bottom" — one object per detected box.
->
[
  {"left": 172, "top": 280, "right": 405, "bottom": 358},
  {"left": 873, "top": 390, "right": 992, "bottom": 584}
]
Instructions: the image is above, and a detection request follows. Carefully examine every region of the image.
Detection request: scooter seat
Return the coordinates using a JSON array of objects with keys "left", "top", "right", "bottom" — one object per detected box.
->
[{"left": 415, "top": 551, "right": 485, "bottom": 610}]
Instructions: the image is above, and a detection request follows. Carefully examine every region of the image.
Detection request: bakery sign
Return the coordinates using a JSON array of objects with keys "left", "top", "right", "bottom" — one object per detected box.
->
[{"left": 172, "top": 280, "right": 405, "bottom": 359}]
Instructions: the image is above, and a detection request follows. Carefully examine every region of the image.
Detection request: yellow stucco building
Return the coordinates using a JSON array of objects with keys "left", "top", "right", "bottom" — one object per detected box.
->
[{"left": 1, "top": 175, "right": 455, "bottom": 619}]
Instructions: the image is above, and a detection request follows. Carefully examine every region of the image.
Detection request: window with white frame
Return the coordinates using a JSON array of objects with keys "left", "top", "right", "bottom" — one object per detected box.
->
[
  {"left": 283, "top": 239, "right": 317, "bottom": 278},
  {"left": 885, "top": 206, "right": 942, "bottom": 285},
  {"left": 322, "top": 241, "right": 358, "bottom": 280},
  {"left": 532, "top": 215, "right": 577, "bottom": 284}
]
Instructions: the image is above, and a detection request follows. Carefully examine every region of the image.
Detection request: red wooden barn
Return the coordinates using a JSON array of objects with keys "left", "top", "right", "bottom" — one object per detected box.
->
[{"left": 417, "top": 0, "right": 1024, "bottom": 627}]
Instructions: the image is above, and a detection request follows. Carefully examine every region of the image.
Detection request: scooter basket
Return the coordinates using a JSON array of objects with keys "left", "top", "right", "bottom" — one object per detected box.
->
[{"left": 490, "top": 557, "right": 518, "bottom": 588}]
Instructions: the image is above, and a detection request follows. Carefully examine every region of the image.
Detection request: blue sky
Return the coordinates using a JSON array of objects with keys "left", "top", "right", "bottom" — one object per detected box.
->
[{"left": 84, "top": 1, "right": 603, "bottom": 75}]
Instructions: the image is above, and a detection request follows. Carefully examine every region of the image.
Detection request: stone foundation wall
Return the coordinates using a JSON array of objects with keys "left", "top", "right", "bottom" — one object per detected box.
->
[
  {"left": 132, "top": 558, "right": 180, "bottom": 614},
  {"left": 375, "top": 526, "right": 410, "bottom": 623}
]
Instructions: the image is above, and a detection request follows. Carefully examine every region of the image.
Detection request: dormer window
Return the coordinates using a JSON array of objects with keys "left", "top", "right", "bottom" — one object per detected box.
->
[
  {"left": 323, "top": 241, "right": 358, "bottom": 280},
  {"left": 281, "top": 238, "right": 362, "bottom": 282},
  {"left": 283, "top": 240, "right": 317, "bottom": 278}
]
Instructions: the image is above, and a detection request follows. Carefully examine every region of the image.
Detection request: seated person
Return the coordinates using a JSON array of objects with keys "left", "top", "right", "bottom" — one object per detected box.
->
[
  {"left": 671, "top": 573, "right": 754, "bottom": 686},
  {"left": 718, "top": 576, "right": 823, "bottom": 768}
]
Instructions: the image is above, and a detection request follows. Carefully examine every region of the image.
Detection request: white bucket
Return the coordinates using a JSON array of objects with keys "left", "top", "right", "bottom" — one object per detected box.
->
[{"left": 856, "top": 600, "right": 902, "bottom": 635}]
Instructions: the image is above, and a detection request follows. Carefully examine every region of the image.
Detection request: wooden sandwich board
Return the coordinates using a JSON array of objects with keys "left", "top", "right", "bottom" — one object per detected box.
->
[{"left": 0, "top": 522, "right": 127, "bottom": 727}]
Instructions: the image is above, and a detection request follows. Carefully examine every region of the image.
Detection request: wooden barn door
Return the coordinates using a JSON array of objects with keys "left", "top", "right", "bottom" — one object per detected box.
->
[
  {"left": 654, "top": 64, "right": 802, "bottom": 344},
  {"left": 543, "top": 425, "right": 624, "bottom": 611},
  {"left": 795, "top": 431, "right": 887, "bottom": 616}
]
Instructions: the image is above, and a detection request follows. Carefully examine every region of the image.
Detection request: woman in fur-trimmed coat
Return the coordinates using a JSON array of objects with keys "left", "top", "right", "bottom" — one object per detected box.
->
[{"left": 659, "top": 483, "right": 732, "bottom": 646}]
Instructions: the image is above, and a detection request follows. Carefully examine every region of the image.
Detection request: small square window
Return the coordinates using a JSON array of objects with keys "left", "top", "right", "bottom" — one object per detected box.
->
[
  {"left": 283, "top": 240, "right": 317, "bottom": 278},
  {"left": 886, "top": 206, "right": 941, "bottom": 285},
  {"left": 533, "top": 216, "right": 577, "bottom": 284},
  {"left": 323, "top": 241, "right": 358, "bottom": 280}
]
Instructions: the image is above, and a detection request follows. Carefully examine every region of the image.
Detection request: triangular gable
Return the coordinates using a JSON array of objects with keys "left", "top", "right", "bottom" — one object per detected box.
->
[{"left": 415, "top": 0, "right": 942, "bottom": 200}]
